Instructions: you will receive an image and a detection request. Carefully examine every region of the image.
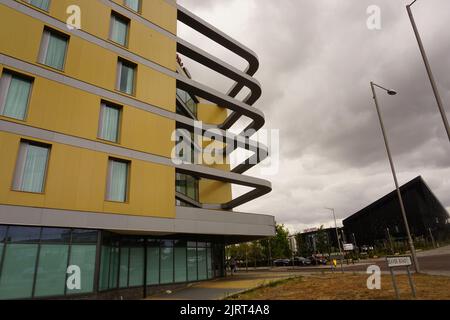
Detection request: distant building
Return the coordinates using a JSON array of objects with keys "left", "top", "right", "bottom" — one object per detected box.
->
[
  {"left": 297, "top": 227, "right": 345, "bottom": 254},
  {"left": 343, "top": 176, "right": 450, "bottom": 247}
]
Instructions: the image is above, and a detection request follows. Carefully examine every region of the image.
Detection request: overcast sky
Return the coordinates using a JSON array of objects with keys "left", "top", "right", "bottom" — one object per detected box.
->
[{"left": 177, "top": 0, "right": 450, "bottom": 234}]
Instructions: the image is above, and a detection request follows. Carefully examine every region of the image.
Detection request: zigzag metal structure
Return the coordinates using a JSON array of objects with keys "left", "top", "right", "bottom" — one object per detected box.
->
[{"left": 175, "top": 4, "right": 271, "bottom": 210}]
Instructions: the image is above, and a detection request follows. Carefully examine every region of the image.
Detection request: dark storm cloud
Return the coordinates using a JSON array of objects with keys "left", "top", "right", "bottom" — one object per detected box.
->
[{"left": 178, "top": 0, "right": 450, "bottom": 232}]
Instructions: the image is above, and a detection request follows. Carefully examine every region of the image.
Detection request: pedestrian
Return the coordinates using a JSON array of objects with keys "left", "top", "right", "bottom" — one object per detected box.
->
[{"left": 230, "top": 257, "right": 237, "bottom": 275}]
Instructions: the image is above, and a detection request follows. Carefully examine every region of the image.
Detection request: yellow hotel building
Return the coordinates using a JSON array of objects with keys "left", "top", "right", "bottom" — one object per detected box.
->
[{"left": 0, "top": 0, "right": 273, "bottom": 299}]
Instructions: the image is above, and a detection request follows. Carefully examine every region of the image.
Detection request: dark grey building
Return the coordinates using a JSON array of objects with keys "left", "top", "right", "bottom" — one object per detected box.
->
[
  {"left": 297, "top": 227, "right": 345, "bottom": 254},
  {"left": 343, "top": 176, "right": 450, "bottom": 247}
]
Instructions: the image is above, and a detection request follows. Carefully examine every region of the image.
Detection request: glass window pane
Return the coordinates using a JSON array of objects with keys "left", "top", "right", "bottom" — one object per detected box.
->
[
  {"left": 0, "top": 226, "right": 8, "bottom": 242},
  {"left": 187, "top": 247, "right": 197, "bottom": 282},
  {"left": 146, "top": 247, "right": 159, "bottom": 285},
  {"left": 71, "top": 229, "right": 98, "bottom": 244},
  {"left": 40, "top": 228, "right": 71, "bottom": 243},
  {"left": 0, "top": 244, "right": 3, "bottom": 272},
  {"left": 174, "top": 247, "right": 187, "bottom": 283},
  {"left": 160, "top": 247, "right": 173, "bottom": 284},
  {"left": 119, "top": 63, "right": 135, "bottom": 95},
  {"left": 119, "top": 247, "right": 129, "bottom": 288},
  {"left": 129, "top": 247, "right": 144, "bottom": 286},
  {"left": 107, "top": 160, "right": 128, "bottom": 202},
  {"left": 99, "top": 245, "right": 111, "bottom": 291},
  {"left": 30, "top": 0, "right": 50, "bottom": 11},
  {"left": 111, "top": 15, "right": 128, "bottom": 46},
  {"left": 108, "top": 246, "right": 119, "bottom": 289},
  {"left": 99, "top": 104, "right": 120, "bottom": 142},
  {"left": 7, "top": 226, "right": 41, "bottom": 243},
  {"left": 34, "top": 244, "right": 69, "bottom": 297},
  {"left": 67, "top": 245, "right": 96, "bottom": 295},
  {"left": 19, "top": 143, "right": 49, "bottom": 193},
  {"left": 3, "top": 75, "right": 32, "bottom": 120},
  {"left": 125, "top": 0, "right": 140, "bottom": 12},
  {"left": 198, "top": 247, "right": 207, "bottom": 280},
  {"left": 0, "top": 244, "right": 38, "bottom": 299},
  {"left": 45, "top": 32, "right": 68, "bottom": 70},
  {"left": 207, "top": 248, "right": 213, "bottom": 279}
]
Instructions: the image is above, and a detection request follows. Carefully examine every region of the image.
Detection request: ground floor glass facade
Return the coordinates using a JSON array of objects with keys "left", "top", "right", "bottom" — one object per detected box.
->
[{"left": 0, "top": 225, "right": 224, "bottom": 300}]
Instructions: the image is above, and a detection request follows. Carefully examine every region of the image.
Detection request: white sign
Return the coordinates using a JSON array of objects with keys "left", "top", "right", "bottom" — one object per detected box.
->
[
  {"left": 343, "top": 243, "right": 354, "bottom": 251},
  {"left": 387, "top": 256, "right": 412, "bottom": 268}
]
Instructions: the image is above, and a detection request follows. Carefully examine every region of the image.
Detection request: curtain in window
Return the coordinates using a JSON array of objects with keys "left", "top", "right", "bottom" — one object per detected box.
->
[
  {"left": 3, "top": 76, "right": 31, "bottom": 120},
  {"left": 30, "top": 0, "right": 50, "bottom": 11},
  {"left": 125, "top": 0, "right": 140, "bottom": 12},
  {"left": 100, "top": 105, "right": 120, "bottom": 142},
  {"left": 108, "top": 160, "right": 128, "bottom": 202},
  {"left": 21, "top": 144, "right": 49, "bottom": 193},
  {"left": 111, "top": 16, "right": 128, "bottom": 46},
  {"left": 45, "top": 33, "right": 67, "bottom": 70},
  {"left": 120, "top": 63, "right": 134, "bottom": 95}
]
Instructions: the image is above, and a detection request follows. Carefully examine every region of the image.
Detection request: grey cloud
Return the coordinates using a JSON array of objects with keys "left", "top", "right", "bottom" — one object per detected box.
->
[{"left": 178, "top": 0, "right": 450, "bottom": 232}]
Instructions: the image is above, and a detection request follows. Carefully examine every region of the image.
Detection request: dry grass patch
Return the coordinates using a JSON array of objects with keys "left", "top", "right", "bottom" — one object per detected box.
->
[{"left": 228, "top": 273, "right": 450, "bottom": 300}]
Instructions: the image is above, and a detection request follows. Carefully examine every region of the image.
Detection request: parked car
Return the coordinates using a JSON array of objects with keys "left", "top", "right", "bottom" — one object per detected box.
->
[
  {"left": 291, "top": 256, "right": 311, "bottom": 266},
  {"left": 309, "top": 256, "right": 328, "bottom": 265},
  {"left": 273, "top": 258, "right": 290, "bottom": 266}
]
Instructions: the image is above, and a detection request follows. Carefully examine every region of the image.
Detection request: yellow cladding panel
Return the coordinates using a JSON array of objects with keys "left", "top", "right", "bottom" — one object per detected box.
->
[
  {"left": 197, "top": 102, "right": 232, "bottom": 204},
  {"left": 0, "top": 6, "right": 176, "bottom": 112},
  {"left": 199, "top": 178, "right": 233, "bottom": 205},
  {"left": 49, "top": 0, "right": 176, "bottom": 70},
  {"left": 197, "top": 103, "right": 228, "bottom": 125},
  {"left": 0, "top": 132, "right": 175, "bottom": 218},
  {"left": 0, "top": 66, "right": 175, "bottom": 158}
]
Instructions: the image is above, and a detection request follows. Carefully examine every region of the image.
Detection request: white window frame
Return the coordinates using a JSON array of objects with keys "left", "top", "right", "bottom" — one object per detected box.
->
[
  {"left": 116, "top": 59, "right": 136, "bottom": 95},
  {"left": 98, "top": 101, "right": 122, "bottom": 143},
  {"left": 124, "top": 0, "right": 141, "bottom": 13},
  {"left": 109, "top": 12, "right": 130, "bottom": 47},
  {"left": 105, "top": 158, "right": 130, "bottom": 203},
  {"left": 25, "top": 0, "right": 51, "bottom": 12},
  {"left": 12, "top": 141, "right": 51, "bottom": 193},
  {"left": 38, "top": 28, "right": 69, "bottom": 71},
  {"left": 0, "top": 71, "right": 34, "bottom": 120}
]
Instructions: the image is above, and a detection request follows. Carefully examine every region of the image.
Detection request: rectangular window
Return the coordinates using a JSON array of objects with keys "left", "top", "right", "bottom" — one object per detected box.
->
[
  {"left": 128, "top": 247, "right": 144, "bottom": 286},
  {"left": 187, "top": 246, "right": 197, "bottom": 282},
  {"left": 116, "top": 59, "right": 136, "bottom": 95},
  {"left": 110, "top": 12, "right": 130, "bottom": 46},
  {"left": 67, "top": 245, "right": 96, "bottom": 295},
  {"left": 119, "top": 247, "right": 129, "bottom": 288},
  {"left": 13, "top": 141, "right": 50, "bottom": 193},
  {"left": 124, "top": 0, "right": 140, "bottom": 12},
  {"left": 0, "top": 71, "right": 33, "bottom": 120},
  {"left": 38, "top": 28, "right": 69, "bottom": 70},
  {"left": 146, "top": 246, "right": 159, "bottom": 285},
  {"left": 34, "top": 244, "right": 69, "bottom": 297},
  {"left": 106, "top": 158, "right": 129, "bottom": 202},
  {"left": 0, "top": 244, "right": 39, "bottom": 299},
  {"left": 27, "top": 0, "right": 50, "bottom": 11},
  {"left": 174, "top": 247, "right": 187, "bottom": 283},
  {"left": 160, "top": 247, "right": 174, "bottom": 284},
  {"left": 198, "top": 247, "right": 207, "bottom": 280},
  {"left": 98, "top": 102, "right": 121, "bottom": 143}
]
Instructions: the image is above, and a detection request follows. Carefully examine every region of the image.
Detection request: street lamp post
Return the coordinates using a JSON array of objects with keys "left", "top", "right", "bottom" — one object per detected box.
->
[
  {"left": 325, "top": 207, "right": 344, "bottom": 272},
  {"left": 407, "top": 0, "right": 450, "bottom": 142},
  {"left": 370, "top": 82, "right": 420, "bottom": 272}
]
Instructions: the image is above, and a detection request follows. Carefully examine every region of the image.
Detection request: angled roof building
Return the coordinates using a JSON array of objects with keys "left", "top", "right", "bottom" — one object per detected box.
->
[{"left": 343, "top": 176, "right": 449, "bottom": 247}]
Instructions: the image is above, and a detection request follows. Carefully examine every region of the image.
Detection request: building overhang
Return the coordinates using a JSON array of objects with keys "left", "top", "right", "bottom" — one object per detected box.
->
[{"left": 0, "top": 205, "right": 275, "bottom": 242}]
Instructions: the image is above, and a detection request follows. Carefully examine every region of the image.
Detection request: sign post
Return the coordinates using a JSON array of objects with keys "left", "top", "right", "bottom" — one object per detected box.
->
[{"left": 386, "top": 255, "right": 416, "bottom": 299}]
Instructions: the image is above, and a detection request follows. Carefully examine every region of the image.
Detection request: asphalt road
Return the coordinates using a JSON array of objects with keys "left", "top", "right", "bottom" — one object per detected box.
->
[{"left": 256, "top": 245, "right": 450, "bottom": 276}]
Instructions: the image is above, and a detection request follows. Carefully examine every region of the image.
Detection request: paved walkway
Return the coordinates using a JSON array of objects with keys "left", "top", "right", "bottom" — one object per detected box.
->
[
  {"left": 146, "top": 271, "right": 300, "bottom": 300},
  {"left": 146, "top": 245, "right": 450, "bottom": 300}
]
